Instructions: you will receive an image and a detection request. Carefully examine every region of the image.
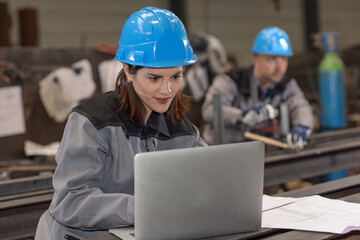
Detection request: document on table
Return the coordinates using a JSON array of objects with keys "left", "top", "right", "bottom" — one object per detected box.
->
[
  {"left": 262, "top": 194, "right": 360, "bottom": 234},
  {"left": 262, "top": 194, "right": 310, "bottom": 211}
]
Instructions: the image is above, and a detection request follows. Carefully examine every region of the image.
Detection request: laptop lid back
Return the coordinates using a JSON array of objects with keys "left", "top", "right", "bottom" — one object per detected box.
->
[{"left": 134, "top": 141, "right": 264, "bottom": 240}]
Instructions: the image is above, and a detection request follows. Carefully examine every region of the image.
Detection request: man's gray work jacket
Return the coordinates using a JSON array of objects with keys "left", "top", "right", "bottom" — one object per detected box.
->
[
  {"left": 35, "top": 91, "right": 206, "bottom": 240},
  {"left": 201, "top": 67, "right": 314, "bottom": 145}
]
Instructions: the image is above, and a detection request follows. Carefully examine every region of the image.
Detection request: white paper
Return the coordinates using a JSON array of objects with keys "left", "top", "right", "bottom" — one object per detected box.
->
[
  {"left": 262, "top": 194, "right": 310, "bottom": 211},
  {"left": 0, "top": 86, "right": 26, "bottom": 137},
  {"left": 262, "top": 195, "right": 360, "bottom": 234},
  {"left": 109, "top": 227, "right": 135, "bottom": 240}
]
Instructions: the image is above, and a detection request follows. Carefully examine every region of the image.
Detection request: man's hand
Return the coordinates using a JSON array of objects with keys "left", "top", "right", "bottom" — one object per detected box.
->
[
  {"left": 241, "top": 104, "right": 279, "bottom": 127},
  {"left": 287, "top": 125, "right": 311, "bottom": 149}
]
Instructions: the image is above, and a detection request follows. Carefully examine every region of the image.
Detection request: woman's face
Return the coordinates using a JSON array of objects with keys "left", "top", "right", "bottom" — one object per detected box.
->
[{"left": 124, "top": 65, "right": 184, "bottom": 120}]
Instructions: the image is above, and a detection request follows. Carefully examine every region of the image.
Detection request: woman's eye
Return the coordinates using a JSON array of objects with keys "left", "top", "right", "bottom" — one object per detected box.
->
[
  {"left": 173, "top": 75, "right": 182, "bottom": 80},
  {"left": 149, "top": 77, "right": 158, "bottom": 81}
]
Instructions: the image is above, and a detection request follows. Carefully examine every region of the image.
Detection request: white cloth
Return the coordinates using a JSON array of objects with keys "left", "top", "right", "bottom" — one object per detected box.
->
[
  {"left": 98, "top": 59, "right": 123, "bottom": 93},
  {"left": 183, "top": 32, "right": 227, "bottom": 102},
  {"left": 184, "top": 64, "right": 208, "bottom": 102},
  {"left": 39, "top": 59, "right": 96, "bottom": 122},
  {"left": 207, "top": 34, "right": 227, "bottom": 74},
  {"left": 24, "top": 140, "right": 60, "bottom": 156}
]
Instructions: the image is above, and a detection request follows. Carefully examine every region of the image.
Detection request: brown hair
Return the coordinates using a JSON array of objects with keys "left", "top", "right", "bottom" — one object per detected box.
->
[{"left": 115, "top": 65, "right": 191, "bottom": 125}]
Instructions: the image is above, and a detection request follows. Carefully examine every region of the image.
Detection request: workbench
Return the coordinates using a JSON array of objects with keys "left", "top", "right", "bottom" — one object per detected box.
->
[
  {"left": 87, "top": 174, "right": 360, "bottom": 240},
  {"left": 2, "top": 128, "right": 360, "bottom": 239}
]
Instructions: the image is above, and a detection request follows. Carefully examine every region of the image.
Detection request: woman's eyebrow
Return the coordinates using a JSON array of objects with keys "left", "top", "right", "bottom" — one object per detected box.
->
[
  {"left": 172, "top": 70, "right": 183, "bottom": 76},
  {"left": 146, "top": 70, "right": 183, "bottom": 77},
  {"left": 147, "top": 73, "right": 161, "bottom": 77}
]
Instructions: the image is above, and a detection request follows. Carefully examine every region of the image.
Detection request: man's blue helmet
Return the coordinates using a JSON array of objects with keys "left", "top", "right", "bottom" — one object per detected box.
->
[
  {"left": 252, "top": 26, "right": 293, "bottom": 56},
  {"left": 115, "top": 7, "right": 197, "bottom": 68}
]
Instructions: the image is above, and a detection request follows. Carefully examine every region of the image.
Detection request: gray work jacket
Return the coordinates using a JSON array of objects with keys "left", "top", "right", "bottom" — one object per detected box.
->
[
  {"left": 201, "top": 67, "right": 314, "bottom": 145},
  {"left": 35, "top": 91, "right": 206, "bottom": 240}
]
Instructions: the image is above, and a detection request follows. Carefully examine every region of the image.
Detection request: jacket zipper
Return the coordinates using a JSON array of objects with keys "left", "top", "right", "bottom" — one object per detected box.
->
[
  {"left": 143, "top": 124, "right": 150, "bottom": 152},
  {"left": 64, "top": 234, "right": 79, "bottom": 240}
]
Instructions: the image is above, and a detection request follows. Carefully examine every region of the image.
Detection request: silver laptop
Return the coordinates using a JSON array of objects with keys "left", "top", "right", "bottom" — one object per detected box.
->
[{"left": 110, "top": 141, "right": 264, "bottom": 240}]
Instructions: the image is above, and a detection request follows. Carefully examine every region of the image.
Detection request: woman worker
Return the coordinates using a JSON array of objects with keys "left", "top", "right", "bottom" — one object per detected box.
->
[{"left": 35, "top": 7, "right": 206, "bottom": 239}]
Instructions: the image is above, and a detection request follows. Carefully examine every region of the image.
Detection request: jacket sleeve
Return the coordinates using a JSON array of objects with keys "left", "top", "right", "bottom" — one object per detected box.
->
[
  {"left": 49, "top": 112, "right": 134, "bottom": 230},
  {"left": 285, "top": 79, "right": 315, "bottom": 130},
  {"left": 201, "top": 74, "right": 242, "bottom": 126},
  {"left": 193, "top": 124, "right": 208, "bottom": 147}
]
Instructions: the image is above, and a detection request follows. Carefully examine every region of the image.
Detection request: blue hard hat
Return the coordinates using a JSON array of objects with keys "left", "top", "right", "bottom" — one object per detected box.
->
[
  {"left": 252, "top": 26, "right": 293, "bottom": 56},
  {"left": 115, "top": 7, "right": 197, "bottom": 67}
]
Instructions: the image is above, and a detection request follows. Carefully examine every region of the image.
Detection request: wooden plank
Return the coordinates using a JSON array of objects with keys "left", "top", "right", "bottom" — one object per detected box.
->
[{"left": 264, "top": 231, "right": 333, "bottom": 240}]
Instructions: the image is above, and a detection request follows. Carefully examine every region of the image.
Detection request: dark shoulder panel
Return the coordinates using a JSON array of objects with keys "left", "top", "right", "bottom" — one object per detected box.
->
[{"left": 72, "top": 91, "right": 123, "bottom": 130}]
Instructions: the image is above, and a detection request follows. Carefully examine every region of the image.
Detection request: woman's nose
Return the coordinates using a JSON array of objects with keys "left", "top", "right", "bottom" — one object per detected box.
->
[{"left": 159, "top": 80, "right": 172, "bottom": 94}]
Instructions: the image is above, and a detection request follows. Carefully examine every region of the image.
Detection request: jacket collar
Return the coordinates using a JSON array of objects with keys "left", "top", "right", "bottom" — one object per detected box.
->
[
  {"left": 114, "top": 90, "right": 171, "bottom": 137},
  {"left": 118, "top": 110, "right": 171, "bottom": 137},
  {"left": 146, "top": 112, "right": 171, "bottom": 137}
]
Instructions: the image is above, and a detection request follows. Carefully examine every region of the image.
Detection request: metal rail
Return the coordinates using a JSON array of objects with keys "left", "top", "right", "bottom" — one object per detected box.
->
[
  {"left": 264, "top": 136, "right": 360, "bottom": 186},
  {"left": 0, "top": 176, "right": 53, "bottom": 240}
]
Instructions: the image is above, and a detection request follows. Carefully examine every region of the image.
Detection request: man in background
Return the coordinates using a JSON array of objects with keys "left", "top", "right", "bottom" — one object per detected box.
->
[{"left": 201, "top": 26, "right": 314, "bottom": 149}]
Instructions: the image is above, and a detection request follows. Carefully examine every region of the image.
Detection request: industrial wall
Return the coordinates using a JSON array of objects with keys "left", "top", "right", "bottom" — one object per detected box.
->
[
  {"left": 2, "top": 0, "right": 360, "bottom": 67},
  {"left": 3, "top": 0, "right": 169, "bottom": 48},
  {"left": 320, "top": 0, "right": 360, "bottom": 48},
  {"left": 187, "top": 0, "right": 304, "bottom": 66}
]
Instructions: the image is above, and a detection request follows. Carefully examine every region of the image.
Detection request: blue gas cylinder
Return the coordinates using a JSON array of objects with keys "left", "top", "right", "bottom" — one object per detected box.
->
[
  {"left": 318, "top": 32, "right": 346, "bottom": 129},
  {"left": 319, "top": 32, "right": 348, "bottom": 181}
]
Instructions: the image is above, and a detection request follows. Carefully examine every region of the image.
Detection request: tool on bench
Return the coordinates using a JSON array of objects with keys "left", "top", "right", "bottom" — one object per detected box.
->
[{"left": 244, "top": 132, "right": 288, "bottom": 149}]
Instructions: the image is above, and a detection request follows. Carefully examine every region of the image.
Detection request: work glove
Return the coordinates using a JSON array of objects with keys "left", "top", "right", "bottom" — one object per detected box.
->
[
  {"left": 241, "top": 104, "right": 279, "bottom": 127},
  {"left": 287, "top": 125, "right": 312, "bottom": 150}
]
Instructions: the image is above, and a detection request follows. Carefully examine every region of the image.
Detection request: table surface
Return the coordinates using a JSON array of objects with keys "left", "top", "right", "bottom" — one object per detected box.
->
[{"left": 87, "top": 174, "right": 360, "bottom": 240}]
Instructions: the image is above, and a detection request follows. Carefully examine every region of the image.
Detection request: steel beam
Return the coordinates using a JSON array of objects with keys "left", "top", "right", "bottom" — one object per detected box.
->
[{"left": 264, "top": 137, "right": 360, "bottom": 186}]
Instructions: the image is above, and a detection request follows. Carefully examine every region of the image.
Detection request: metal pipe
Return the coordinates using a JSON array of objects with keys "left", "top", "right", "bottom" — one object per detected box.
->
[
  {"left": 280, "top": 102, "right": 289, "bottom": 137},
  {"left": 213, "top": 94, "right": 224, "bottom": 144}
]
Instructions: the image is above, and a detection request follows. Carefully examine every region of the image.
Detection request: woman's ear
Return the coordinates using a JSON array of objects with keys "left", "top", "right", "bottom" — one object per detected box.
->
[
  {"left": 123, "top": 64, "right": 133, "bottom": 82},
  {"left": 252, "top": 55, "right": 258, "bottom": 67}
]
